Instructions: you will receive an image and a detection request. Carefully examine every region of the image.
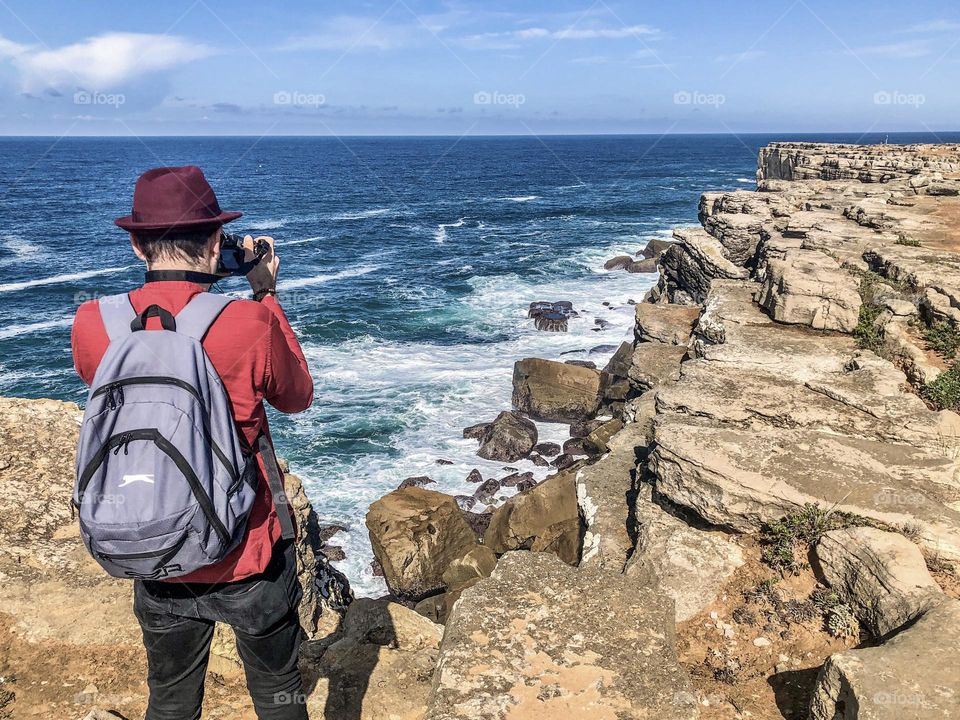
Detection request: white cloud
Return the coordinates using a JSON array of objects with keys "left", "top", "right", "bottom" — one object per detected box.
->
[
  {"left": 282, "top": 16, "right": 422, "bottom": 51},
  {"left": 461, "top": 24, "right": 659, "bottom": 49},
  {"left": 715, "top": 50, "right": 766, "bottom": 64},
  {"left": 908, "top": 19, "right": 960, "bottom": 33},
  {"left": 852, "top": 40, "right": 931, "bottom": 59},
  {"left": 0, "top": 32, "right": 213, "bottom": 91}
]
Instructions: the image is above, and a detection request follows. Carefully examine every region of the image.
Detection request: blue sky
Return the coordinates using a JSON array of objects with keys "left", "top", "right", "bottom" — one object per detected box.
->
[{"left": 0, "top": 0, "right": 957, "bottom": 135}]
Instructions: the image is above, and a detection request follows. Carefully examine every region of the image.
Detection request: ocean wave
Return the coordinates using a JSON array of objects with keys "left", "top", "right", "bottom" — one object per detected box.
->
[
  {"left": 736, "top": 177, "right": 755, "bottom": 184},
  {"left": 0, "top": 265, "right": 135, "bottom": 294},
  {"left": 247, "top": 218, "right": 289, "bottom": 230},
  {"left": 282, "top": 235, "right": 325, "bottom": 247},
  {"left": 2, "top": 235, "right": 42, "bottom": 258},
  {"left": 278, "top": 264, "right": 379, "bottom": 291},
  {"left": 330, "top": 208, "right": 392, "bottom": 221},
  {"left": 434, "top": 218, "right": 466, "bottom": 244},
  {"left": 498, "top": 195, "right": 540, "bottom": 202},
  {"left": 0, "top": 316, "right": 72, "bottom": 340}
]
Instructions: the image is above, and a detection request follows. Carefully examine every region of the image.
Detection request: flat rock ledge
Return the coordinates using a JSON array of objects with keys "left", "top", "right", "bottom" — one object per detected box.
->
[{"left": 425, "top": 551, "right": 698, "bottom": 720}]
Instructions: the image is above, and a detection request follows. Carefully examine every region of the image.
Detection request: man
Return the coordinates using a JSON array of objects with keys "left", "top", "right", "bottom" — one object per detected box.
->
[{"left": 71, "top": 166, "right": 314, "bottom": 720}]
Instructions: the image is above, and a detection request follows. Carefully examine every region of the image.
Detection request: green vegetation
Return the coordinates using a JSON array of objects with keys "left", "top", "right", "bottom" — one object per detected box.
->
[
  {"left": 896, "top": 234, "right": 921, "bottom": 247},
  {"left": 853, "top": 275, "right": 886, "bottom": 351},
  {"left": 923, "top": 321, "right": 960, "bottom": 359},
  {"left": 921, "top": 363, "right": 960, "bottom": 410},
  {"left": 810, "top": 587, "right": 860, "bottom": 638}
]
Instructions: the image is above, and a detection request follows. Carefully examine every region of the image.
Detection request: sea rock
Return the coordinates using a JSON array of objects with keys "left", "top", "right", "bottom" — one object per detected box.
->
[
  {"left": 808, "top": 599, "right": 960, "bottom": 720},
  {"left": 635, "top": 303, "right": 701, "bottom": 345},
  {"left": 512, "top": 358, "right": 601, "bottom": 423},
  {"left": 472, "top": 411, "right": 538, "bottom": 463},
  {"left": 366, "top": 487, "right": 479, "bottom": 600},
  {"left": 425, "top": 552, "right": 698, "bottom": 720},
  {"left": 626, "top": 257, "right": 659, "bottom": 273},
  {"left": 602, "top": 340, "right": 635, "bottom": 379},
  {"left": 465, "top": 469, "right": 483, "bottom": 483},
  {"left": 628, "top": 342, "right": 687, "bottom": 392},
  {"left": 756, "top": 249, "right": 861, "bottom": 332},
  {"left": 814, "top": 526, "right": 943, "bottom": 637},
  {"left": 604, "top": 255, "right": 633, "bottom": 270},
  {"left": 640, "top": 237, "right": 675, "bottom": 259},
  {"left": 473, "top": 477, "right": 501, "bottom": 505},
  {"left": 583, "top": 417, "right": 624, "bottom": 455},
  {"left": 462, "top": 423, "right": 488, "bottom": 440},
  {"left": 533, "top": 441, "right": 561, "bottom": 457},
  {"left": 570, "top": 418, "right": 605, "bottom": 438},
  {"left": 398, "top": 475, "right": 436, "bottom": 490},
  {"left": 303, "top": 598, "right": 442, "bottom": 720},
  {"left": 534, "top": 312, "right": 568, "bottom": 332},
  {"left": 484, "top": 470, "right": 581, "bottom": 565},
  {"left": 441, "top": 544, "right": 497, "bottom": 591}
]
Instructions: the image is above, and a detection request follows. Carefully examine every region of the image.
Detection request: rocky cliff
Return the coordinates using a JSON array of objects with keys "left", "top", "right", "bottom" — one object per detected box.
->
[{"left": 3, "top": 141, "right": 960, "bottom": 720}]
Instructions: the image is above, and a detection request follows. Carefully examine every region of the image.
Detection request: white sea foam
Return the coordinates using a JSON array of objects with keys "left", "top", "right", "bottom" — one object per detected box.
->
[
  {"left": 330, "top": 208, "right": 392, "bottom": 221},
  {"left": 282, "top": 235, "right": 325, "bottom": 247},
  {"left": 0, "top": 316, "right": 72, "bottom": 340},
  {"left": 736, "top": 177, "right": 755, "bottom": 184},
  {"left": 247, "top": 218, "right": 289, "bottom": 230},
  {"left": 2, "top": 235, "right": 41, "bottom": 258},
  {"left": 293, "top": 238, "right": 659, "bottom": 595},
  {"left": 0, "top": 265, "right": 135, "bottom": 294},
  {"left": 434, "top": 218, "right": 466, "bottom": 244},
  {"left": 278, "top": 264, "right": 379, "bottom": 291},
  {"left": 499, "top": 195, "right": 540, "bottom": 202}
]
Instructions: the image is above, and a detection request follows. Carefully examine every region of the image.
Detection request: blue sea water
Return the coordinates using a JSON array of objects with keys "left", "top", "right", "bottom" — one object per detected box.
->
[{"left": 1, "top": 132, "right": 955, "bottom": 595}]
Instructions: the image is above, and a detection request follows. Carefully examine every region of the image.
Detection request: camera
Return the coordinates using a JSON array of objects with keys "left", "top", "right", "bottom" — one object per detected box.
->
[{"left": 218, "top": 231, "right": 269, "bottom": 276}]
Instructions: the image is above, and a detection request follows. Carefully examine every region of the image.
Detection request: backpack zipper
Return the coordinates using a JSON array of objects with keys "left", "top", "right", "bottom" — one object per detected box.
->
[
  {"left": 77, "top": 428, "right": 231, "bottom": 547},
  {"left": 92, "top": 376, "right": 238, "bottom": 485},
  {"left": 95, "top": 532, "right": 188, "bottom": 562}
]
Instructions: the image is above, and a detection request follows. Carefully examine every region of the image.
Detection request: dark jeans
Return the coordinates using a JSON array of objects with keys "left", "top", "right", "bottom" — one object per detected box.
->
[{"left": 133, "top": 541, "right": 308, "bottom": 720}]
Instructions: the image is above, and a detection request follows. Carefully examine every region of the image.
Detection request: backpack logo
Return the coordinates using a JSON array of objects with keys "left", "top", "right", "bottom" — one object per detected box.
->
[{"left": 118, "top": 473, "right": 155, "bottom": 488}]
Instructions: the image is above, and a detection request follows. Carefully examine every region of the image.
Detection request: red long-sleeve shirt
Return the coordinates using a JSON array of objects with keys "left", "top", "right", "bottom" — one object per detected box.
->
[{"left": 71, "top": 280, "right": 314, "bottom": 583}]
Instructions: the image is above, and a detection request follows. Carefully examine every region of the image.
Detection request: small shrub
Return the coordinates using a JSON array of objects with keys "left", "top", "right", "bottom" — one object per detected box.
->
[
  {"left": 921, "top": 363, "right": 960, "bottom": 410},
  {"left": 825, "top": 604, "right": 859, "bottom": 638},
  {"left": 896, "top": 234, "right": 921, "bottom": 247},
  {"left": 853, "top": 278, "right": 885, "bottom": 351},
  {"left": 760, "top": 504, "right": 847, "bottom": 573},
  {"left": 923, "top": 321, "right": 960, "bottom": 359}
]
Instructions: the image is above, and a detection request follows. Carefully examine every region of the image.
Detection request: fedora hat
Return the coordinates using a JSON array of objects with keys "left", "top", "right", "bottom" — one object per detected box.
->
[{"left": 114, "top": 165, "right": 242, "bottom": 232}]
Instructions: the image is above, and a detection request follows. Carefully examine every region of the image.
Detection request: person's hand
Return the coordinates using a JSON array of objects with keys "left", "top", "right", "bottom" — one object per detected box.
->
[{"left": 244, "top": 235, "right": 279, "bottom": 294}]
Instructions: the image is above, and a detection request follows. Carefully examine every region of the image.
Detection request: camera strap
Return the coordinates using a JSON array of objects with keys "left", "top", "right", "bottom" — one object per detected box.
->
[{"left": 145, "top": 270, "right": 223, "bottom": 285}]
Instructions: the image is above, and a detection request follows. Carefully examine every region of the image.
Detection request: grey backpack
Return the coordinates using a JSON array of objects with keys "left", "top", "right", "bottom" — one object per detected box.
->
[{"left": 74, "top": 292, "right": 293, "bottom": 580}]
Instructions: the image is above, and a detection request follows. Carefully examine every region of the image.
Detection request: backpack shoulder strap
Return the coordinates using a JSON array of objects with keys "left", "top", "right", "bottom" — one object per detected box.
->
[
  {"left": 97, "top": 293, "right": 137, "bottom": 342},
  {"left": 257, "top": 433, "right": 296, "bottom": 540},
  {"left": 175, "top": 293, "right": 234, "bottom": 341}
]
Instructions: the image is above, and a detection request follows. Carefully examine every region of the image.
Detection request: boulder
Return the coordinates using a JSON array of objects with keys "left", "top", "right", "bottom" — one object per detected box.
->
[
  {"left": 814, "top": 526, "right": 943, "bottom": 637},
  {"left": 441, "top": 544, "right": 497, "bottom": 591},
  {"left": 809, "top": 599, "right": 960, "bottom": 720},
  {"left": 366, "top": 487, "right": 480, "bottom": 600},
  {"left": 602, "top": 341, "right": 635, "bottom": 379},
  {"left": 484, "top": 470, "right": 581, "bottom": 565},
  {"left": 603, "top": 255, "right": 634, "bottom": 270},
  {"left": 465, "top": 469, "right": 483, "bottom": 483},
  {"left": 472, "top": 411, "right": 537, "bottom": 463},
  {"left": 303, "top": 598, "right": 443, "bottom": 720},
  {"left": 626, "top": 257, "right": 659, "bottom": 273},
  {"left": 640, "top": 236, "right": 675, "bottom": 259},
  {"left": 512, "top": 358, "right": 601, "bottom": 423},
  {"left": 425, "top": 552, "right": 698, "bottom": 720},
  {"left": 756, "top": 249, "right": 861, "bottom": 332},
  {"left": 534, "top": 312, "right": 568, "bottom": 332},
  {"left": 583, "top": 417, "right": 624, "bottom": 454},
  {"left": 533, "top": 441, "right": 561, "bottom": 457},
  {"left": 635, "top": 303, "right": 701, "bottom": 345},
  {"left": 398, "top": 475, "right": 435, "bottom": 490},
  {"left": 628, "top": 342, "right": 688, "bottom": 392},
  {"left": 657, "top": 227, "right": 749, "bottom": 304}
]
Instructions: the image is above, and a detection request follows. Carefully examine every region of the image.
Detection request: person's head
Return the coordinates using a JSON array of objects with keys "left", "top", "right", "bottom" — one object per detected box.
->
[
  {"left": 114, "top": 166, "right": 242, "bottom": 272},
  {"left": 130, "top": 225, "right": 222, "bottom": 273}
]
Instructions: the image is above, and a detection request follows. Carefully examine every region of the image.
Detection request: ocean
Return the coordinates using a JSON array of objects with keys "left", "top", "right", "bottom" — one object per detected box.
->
[{"left": 1, "top": 132, "right": 951, "bottom": 595}]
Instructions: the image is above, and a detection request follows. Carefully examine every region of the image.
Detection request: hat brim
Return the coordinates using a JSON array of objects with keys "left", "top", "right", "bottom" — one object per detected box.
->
[{"left": 114, "top": 210, "right": 242, "bottom": 232}]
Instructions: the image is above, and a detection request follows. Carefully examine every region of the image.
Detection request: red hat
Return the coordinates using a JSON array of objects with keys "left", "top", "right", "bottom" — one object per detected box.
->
[{"left": 114, "top": 165, "right": 242, "bottom": 232}]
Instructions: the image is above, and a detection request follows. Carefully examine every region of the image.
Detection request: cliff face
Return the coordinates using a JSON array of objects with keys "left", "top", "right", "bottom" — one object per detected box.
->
[{"left": 757, "top": 141, "right": 960, "bottom": 183}]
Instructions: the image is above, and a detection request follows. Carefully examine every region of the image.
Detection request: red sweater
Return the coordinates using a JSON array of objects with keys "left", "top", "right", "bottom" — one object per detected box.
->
[{"left": 71, "top": 281, "right": 314, "bottom": 583}]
